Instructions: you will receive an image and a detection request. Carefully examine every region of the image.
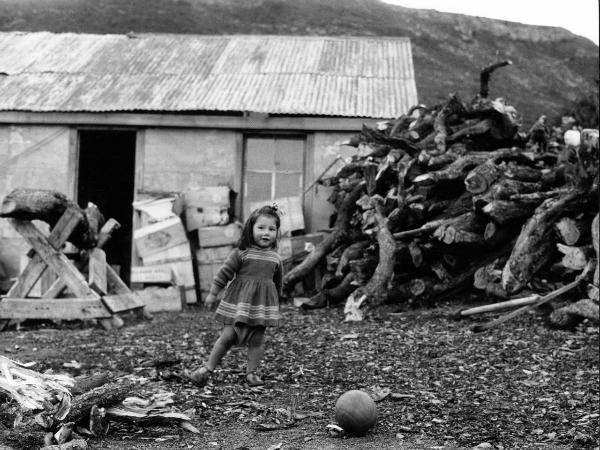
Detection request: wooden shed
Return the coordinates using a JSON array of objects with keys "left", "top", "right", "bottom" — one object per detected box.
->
[{"left": 0, "top": 32, "right": 418, "bottom": 285}]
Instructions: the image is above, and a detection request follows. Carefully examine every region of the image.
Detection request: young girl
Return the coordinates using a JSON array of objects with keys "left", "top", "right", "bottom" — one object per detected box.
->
[{"left": 187, "top": 205, "right": 283, "bottom": 387}]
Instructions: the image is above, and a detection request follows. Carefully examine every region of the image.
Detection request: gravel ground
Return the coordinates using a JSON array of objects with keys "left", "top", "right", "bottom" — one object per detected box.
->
[{"left": 0, "top": 301, "right": 598, "bottom": 449}]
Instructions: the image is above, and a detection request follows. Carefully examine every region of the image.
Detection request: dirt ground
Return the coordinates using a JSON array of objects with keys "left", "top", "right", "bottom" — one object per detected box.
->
[{"left": 0, "top": 300, "right": 598, "bottom": 450}]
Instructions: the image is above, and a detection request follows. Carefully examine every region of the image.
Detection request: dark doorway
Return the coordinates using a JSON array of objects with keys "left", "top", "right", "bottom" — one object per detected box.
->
[{"left": 77, "top": 129, "right": 136, "bottom": 285}]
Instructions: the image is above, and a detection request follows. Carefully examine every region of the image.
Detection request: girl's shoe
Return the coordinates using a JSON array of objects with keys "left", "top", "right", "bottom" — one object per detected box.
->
[
  {"left": 246, "top": 372, "right": 264, "bottom": 386},
  {"left": 186, "top": 366, "right": 212, "bottom": 386}
]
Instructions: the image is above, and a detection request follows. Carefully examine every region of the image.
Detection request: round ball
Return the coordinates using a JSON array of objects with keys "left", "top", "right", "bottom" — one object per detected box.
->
[{"left": 335, "top": 390, "right": 377, "bottom": 436}]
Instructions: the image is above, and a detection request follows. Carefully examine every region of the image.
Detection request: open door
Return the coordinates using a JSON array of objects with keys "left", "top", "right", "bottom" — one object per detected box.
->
[{"left": 77, "top": 129, "right": 136, "bottom": 285}]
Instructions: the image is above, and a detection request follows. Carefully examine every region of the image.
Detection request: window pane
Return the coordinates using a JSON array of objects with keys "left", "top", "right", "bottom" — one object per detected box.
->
[
  {"left": 275, "top": 138, "right": 304, "bottom": 171},
  {"left": 246, "top": 138, "right": 275, "bottom": 171},
  {"left": 246, "top": 171, "right": 272, "bottom": 203},
  {"left": 275, "top": 172, "right": 302, "bottom": 198}
]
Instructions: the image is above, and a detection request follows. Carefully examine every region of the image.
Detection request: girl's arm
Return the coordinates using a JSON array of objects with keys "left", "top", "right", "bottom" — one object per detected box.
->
[
  {"left": 208, "top": 249, "right": 242, "bottom": 298},
  {"left": 273, "top": 258, "right": 284, "bottom": 299}
]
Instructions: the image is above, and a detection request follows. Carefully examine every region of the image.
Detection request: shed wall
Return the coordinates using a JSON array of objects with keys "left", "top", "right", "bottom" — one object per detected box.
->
[
  {"left": 0, "top": 125, "right": 73, "bottom": 279},
  {"left": 0, "top": 122, "right": 362, "bottom": 284},
  {"left": 142, "top": 129, "right": 239, "bottom": 193}
]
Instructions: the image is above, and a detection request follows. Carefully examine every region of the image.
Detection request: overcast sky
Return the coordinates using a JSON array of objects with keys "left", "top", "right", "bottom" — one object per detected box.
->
[{"left": 381, "top": 0, "right": 599, "bottom": 45}]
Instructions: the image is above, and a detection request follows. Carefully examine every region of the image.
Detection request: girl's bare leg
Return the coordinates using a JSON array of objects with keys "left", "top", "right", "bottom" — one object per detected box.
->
[
  {"left": 246, "top": 328, "right": 265, "bottom": 374},
  {"left": 206, "top": 325, "right": 237, "bottom": 370}
]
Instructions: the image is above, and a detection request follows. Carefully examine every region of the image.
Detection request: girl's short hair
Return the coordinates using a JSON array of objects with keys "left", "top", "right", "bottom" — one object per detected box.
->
[{"left": 238, "top": 205, "right": 281, "bottom": 250}]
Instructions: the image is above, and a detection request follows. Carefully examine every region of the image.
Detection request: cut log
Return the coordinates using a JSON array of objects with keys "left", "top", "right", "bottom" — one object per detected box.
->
[
  {"left": 478, "top": 179, "right": 545, "bottom": 204},
  {"left": 556, "top": 244, "right": 591, "bottom": 271},
  {"left": 431, "top": 260, "right": 452, "bottom": 284},
  {"left": 431, "top": 94, "right": 466, "bottom": 156},
  {"left": 65, "top": 378, "right": 137, "bottom": 423},
  {"left": 0, "top": 188, "right": 74, "bottom": 224},
  {"left": 349, "top": 256, "right": 378, "bottom": 285},
  {"left": 407, "top": 240, "right": 423, "bottom": 268},
  {"left": 362, "top": 162, "right": 380, "bottom": 195},
  {"left": 572, "top": 128, "right": 599, "bottom": 189},
  {"left": 473, "top": 262, "right": 501, "bottom": 290},
  {"left": 282, "top": 182, "right": 365, "bottom": 292},
  {"left": 344, "top": 201, "right": 396, "bottom": 310},
  {"left": 71, "top": 373, "right": 110, "bottom": 396},
  {"left": 432, "top": 212, "right": 484, "bottom": 245},
  {"left": 592, "top": 213, "right": 599, "bottom": 286},
  {"left": 301, "top": 272, "right": 357, "bottom": 310},
  {"left": 509, "top": 188, "right": 571, "bottom": 202},
  {"left": 446, "top": 118, "right": 494, "bottom": 143},
  {"left": 483, "top": 221, "right": 516, "bottom": 246},
  {"left": 361, "top": 202, "right": 396, "bottom": 303},
  {"left": 426, "top": 151, "right": 459, "bottom": 170},
  {"left": 413, "top": 148, "right": 528, "bottom": 187},
  {"left": 474, "top": 262, "right": 592, "bottom": 332},
  {"left": 464, "top": 160, "right": 504, "bottom": 194},
  {"left": 81, "top": 202, "right": 105, "bottom": 249},
  {"left": 549, "top": 298, "right": 600, "bottom": 328},
  {"left": 96, "top": 218, "right": 121, "bottom": 249},
  {"left": 409, "top": 276, "right": 436, "bottom": 299},
  {"left": 393, "top": 211, "right": 478, "bottom": 240},
  {"left": 478, "top": 60, "right": 512, "bottom": 99},
  {"left": 504, "top": 163, "right": 543, "bottom": 182},
  {"left": 334, "top": 241, "right": 369, "bottom": 277},
  {"left": 502, "top": 190, "right": 588, "bottom": 293},
  {"left": 0, "top": 189, "right": 101, "bottom": 249},
  {"left": 554, "top": 217, "right": 583, "bottom": 245},
  {"left": 421, "top": 241, "right": 514, "bottom": 303},
  {"left": 480, "top": 199, "right": 542, "bottom": 224}
]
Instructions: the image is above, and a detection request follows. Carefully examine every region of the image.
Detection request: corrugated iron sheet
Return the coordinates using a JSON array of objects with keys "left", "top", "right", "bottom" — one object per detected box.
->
[{"left": 0, "top": 32, "right": 417, "bottom": 118}]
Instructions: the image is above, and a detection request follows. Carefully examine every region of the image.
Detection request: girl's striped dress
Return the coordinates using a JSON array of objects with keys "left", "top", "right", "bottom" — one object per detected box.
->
[{"left": 209, "top": 247, "right": 283, "bottom": 327}]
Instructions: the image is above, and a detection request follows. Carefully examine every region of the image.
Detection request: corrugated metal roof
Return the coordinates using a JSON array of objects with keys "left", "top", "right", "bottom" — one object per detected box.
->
[{"left": 0, "top": 32, "right": 417, "bottom": 118}]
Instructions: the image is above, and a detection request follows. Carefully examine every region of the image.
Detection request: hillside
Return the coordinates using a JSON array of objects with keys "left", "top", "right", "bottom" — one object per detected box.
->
[{"left": 0, "top": 0, "right": 597, "bottom": 125}]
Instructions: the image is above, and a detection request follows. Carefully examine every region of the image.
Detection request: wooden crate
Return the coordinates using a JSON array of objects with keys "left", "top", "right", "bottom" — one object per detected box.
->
[
  {"left": 133, "top": 217, "right": 188, "bottom": 258},
  {"left": 196, "top": 245, "right": 234, "bottom": 263},
  {"left": 197, "top": 223, "right": 242, "bottom": 248}
]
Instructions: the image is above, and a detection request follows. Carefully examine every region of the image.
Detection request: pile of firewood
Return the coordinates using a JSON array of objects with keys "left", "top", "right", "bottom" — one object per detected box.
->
[{"left": 285, "top": 61, "right": 599, "bottom": 327}]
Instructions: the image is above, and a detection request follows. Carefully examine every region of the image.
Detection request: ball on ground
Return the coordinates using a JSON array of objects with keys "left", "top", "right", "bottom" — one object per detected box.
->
[{"left": 335, "top": 389, "right": 377, "bottom": 435}]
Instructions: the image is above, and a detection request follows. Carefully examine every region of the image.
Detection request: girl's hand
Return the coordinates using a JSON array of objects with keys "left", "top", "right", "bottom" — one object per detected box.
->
[{"left": 204, "top": 293, "right": 218, "bottom": 309}]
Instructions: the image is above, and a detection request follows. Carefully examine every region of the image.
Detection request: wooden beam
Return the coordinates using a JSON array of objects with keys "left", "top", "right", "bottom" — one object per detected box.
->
[
  {"left": 0, "top": 298, "right": 112, "bottom": 319},
  {"left": 0, "top": 111, "right": 375, "bottom": 131},
  {"left": 9, "top": 219, "right": 98, "bottom": 299},
  {"left": 106, "top": 265, "right": 131, "bottom": 295},
  {"left": 88, "top": 248, "right": 108, "bottom": 295},
  {"left": 6, "top": 208, "right": 83, "bottom": 298},
  {"left": 41, "top": 277, "right": 67, "bottom": 299},
  {"left": 102, "top": 293, "right": 144, "bottom": 313}
]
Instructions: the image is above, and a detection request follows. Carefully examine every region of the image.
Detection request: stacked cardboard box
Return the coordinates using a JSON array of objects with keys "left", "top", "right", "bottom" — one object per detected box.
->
[
  {"left": 195, "top": 223, "right": 241, "bottom": 301},
  {"left": 132, "top": 197, "right": 196, "bottom": 311},
  {"left": 182, "top": 186, "right": 242, "bottom": 302},
  {"left": 184, "top": 186, "right": 231, "bottom": 231}
]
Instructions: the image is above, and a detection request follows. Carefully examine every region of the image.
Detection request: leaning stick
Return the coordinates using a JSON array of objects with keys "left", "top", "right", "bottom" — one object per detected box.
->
[
  {"left": 457, "top": 295, "right": 540, "bottom": 317},
  {"left": 472, "top": 262, "right": 592, "bottom": 333}
]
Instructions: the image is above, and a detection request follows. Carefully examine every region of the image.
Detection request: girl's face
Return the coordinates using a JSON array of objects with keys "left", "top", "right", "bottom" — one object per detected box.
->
[{"left": 252, "top": 214, "right": 278, "bottom": 248}]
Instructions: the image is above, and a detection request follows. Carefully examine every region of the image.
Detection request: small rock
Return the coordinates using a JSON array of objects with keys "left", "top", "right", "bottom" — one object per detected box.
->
[{"left": 473, "top": 443, "right": 493, "bottom": 449}]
